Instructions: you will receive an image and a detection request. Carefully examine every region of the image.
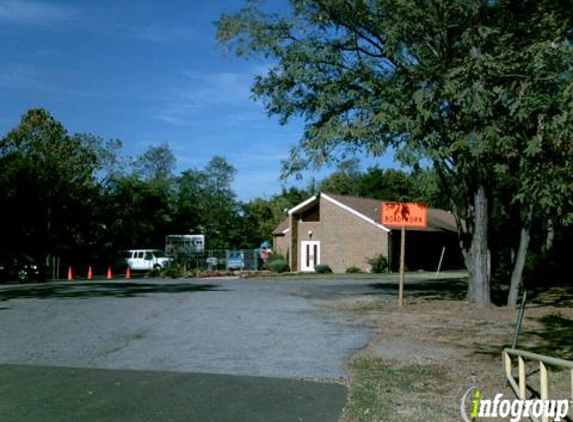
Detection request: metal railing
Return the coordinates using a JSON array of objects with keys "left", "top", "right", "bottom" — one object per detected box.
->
[{"left": 503, "top": 348, "right": 573, "bottom": 422}]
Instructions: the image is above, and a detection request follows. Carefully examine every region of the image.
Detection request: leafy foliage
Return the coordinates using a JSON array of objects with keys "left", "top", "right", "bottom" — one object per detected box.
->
[
  {"left": 318, "top": 158, "right": 435, "bottom": 204},
  {"left": 239, "top": 186, "right": 311, "bottom": 247},
  {"left": 314, "top": 264, "right": 332, "bottom": 274},
  {"left": 368, "top": 254, "right": 388, "bottom": 274},
  {"left": 0, "top": 109, "right": 115, "bottom": 261},
  {"left": 266, "top": 251, "right": 285, "bottom": 263},
  {"left": 216, "top": 0, "right": 573, "bottom": 304},
  {"left": 268, "top": 259, "right": 289, "bottom": 273},
  {"left": 0, "top": 109, "right": 248, "bottom": 269}
]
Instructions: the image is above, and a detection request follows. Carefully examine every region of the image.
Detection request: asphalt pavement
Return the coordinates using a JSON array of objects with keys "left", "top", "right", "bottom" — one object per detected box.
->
[
  {"left": 0, "top": 364, "right": 346, "bottom": 422},
  {"left": 0, "top": 278, "right": 372, "bottom": 379},
  {"left": 0, "top": 277, "right": 381, "bottom": 422}
]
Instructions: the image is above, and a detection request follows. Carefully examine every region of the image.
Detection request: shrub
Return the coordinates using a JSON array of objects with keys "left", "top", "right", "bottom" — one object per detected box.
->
[
  {"left": 314, "top": 264, "right": 332, "bottom": 274},
  {"left": 367, "top": 254, "right": 388, "bottom": 273},
  {"left": 268, "top": 259, "right": 289, "bottom": 273},
  {"left": 266, "top": 251, "right": 285, "bottom": 263},
  {"left": 346, "top": 266, "right": 362, "bottom": 273},
  {"left": 160, "top": 263, "right": 186, "bottom": 279}
]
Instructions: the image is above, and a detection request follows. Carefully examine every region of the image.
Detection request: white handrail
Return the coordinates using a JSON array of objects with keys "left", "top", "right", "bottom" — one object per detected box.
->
[{"left": 503, "top": 348, "right": 573, "bottom": 422}]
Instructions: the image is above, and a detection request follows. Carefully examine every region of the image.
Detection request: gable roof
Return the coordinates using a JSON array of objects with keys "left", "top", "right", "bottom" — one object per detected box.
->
[
  {"left": 274, "top": 192, "right": 458, "bottom": 235},
  {"left": 325, "top": 193, "right": 458, "bottom": 232},
  {"left": 272, "top": 218, "right": 290, "bottom": 236}
]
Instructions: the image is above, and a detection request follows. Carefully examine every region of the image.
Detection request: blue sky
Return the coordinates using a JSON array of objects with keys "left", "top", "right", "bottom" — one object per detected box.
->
[{"left": 0, "top": 0, "right": 395, "bottom": 200}]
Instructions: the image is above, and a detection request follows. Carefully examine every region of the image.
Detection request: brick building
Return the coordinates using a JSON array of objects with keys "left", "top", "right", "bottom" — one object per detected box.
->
[{"left": 272, "top": 192, "right": 463, "bottom": 273}]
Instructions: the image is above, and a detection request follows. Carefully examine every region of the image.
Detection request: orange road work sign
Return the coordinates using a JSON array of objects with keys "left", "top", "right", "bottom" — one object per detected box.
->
[{"left": 381, "top": 202, "right": 428, "bottom": 228}]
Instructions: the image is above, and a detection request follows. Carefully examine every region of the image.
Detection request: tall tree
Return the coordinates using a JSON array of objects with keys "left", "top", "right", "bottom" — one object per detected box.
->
[
  {"left": 240, "top": 186, "right": 311, "bottom": 247},
  {"left": 199, "top": 156, "right": 241, "bottom": 249},
  {"left": 100, "top": 144, "right": 177, "bottom": 255},
  {"left": 172, "top": 156, "right": 241, "bottom": 249},
  {"left": 0, "top": 109, "right": 113, "bottom": 263},
  {"left": 318, "top": 160, "right": 428, "bottom": 202},
  {"left": 319, "top": 158, "right": 361, "bottom": 195},
  {"left": 132, "top": 142, "right": 176, "bottom": 187},
  {"left": 217, "top": 0, "right": 573, "bottom": 305}
]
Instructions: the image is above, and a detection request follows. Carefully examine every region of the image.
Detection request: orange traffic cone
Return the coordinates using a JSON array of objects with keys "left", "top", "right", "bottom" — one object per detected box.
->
[
  {"left": 125, "top": 266, "right": 131, "bottom": 279},
  {"left": 106, "top": 267, "right": 113, "bottom": 280},
  {"left": 67, "top": 266, "right": 73, "bottom": 281},
  {"left": 87, "top": 266, "right": 93, "bottom": 280}
]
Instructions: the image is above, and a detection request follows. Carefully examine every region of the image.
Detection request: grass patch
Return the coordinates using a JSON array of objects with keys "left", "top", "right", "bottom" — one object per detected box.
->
[
  {"left": 522, "top": 312, "right": 573, "bottom": 359},
  {"left": 342, "top": 357, "right": 456, "bottom": 422},
  {"left": 329, "top": 274, "right": 573, "bottom": 422}
]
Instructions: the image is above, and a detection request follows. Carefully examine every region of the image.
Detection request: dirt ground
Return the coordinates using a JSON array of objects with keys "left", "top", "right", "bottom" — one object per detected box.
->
[{"left": 323, "top": 282, "right": 573, "bottom": 422}]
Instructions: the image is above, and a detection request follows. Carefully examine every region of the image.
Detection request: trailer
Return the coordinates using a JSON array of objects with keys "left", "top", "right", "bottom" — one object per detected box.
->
[{"left": 165, "top": 235, "right": 205, "bottom": 258}]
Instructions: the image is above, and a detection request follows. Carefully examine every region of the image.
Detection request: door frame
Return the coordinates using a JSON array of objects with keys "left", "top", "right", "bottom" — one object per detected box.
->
[{"left": 300, "top": 240, "right": 321, "bottom": 272}]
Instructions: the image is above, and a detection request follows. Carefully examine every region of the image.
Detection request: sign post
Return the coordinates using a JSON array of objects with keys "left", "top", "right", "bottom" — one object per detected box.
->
[
  {"left": 399, "top": 225, "right": 406, "bottom": 306},
  {"left": 381, "top": 203, "right": 428, "bottom": 307}
]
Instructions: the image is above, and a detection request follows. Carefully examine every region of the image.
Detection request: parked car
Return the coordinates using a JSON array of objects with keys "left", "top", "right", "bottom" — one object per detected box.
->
[
  {"left": 226, "top": 251, "right": 245, "bottom": 271},
  {"left": 0, "top": 252, "right": 43, "bottom": 283},
  {"left": 122, "top": 249, "right": 172, "bottom": 271}
]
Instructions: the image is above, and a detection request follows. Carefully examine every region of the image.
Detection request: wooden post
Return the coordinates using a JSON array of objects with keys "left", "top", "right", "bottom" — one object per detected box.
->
[
  {"left": 380, "top": 202, "right": 427, "bottom": 307},
  {"left": 399, "top": 225, "right": 405, "bottom": 307},
  {"left": 518, "top": 356, "right": 526, "bottom": 398},
  {"left": 504, "top": 351, "right": 512, "bottom": 381},
  {"left": 435, "top": 246, "right": 446, "bottom": 278},
  {"left": 540, "top": 361, "right": 549, "bottom": 422}
]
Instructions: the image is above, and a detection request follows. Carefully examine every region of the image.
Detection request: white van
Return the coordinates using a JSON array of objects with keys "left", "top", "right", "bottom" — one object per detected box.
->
[{"left": 123, "top": 249, "right": 172, "bottom": 271}]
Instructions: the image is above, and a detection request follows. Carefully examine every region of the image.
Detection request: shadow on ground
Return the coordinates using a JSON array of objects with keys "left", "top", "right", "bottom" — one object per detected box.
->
[
  {"left": 368, "top": 276, "right": 533, "bottom": 307},
  {"left": 0, "top": 282, "right": 222, "bottom": 302},
  {"left": 521, "top": 313, "right": 573, "bottom": 359},
  {"left": 526, "top": 284, "right": 573, "bottom": 309},
  {"left": 367, "top": 278, "right": 468, "bottom": 301}
]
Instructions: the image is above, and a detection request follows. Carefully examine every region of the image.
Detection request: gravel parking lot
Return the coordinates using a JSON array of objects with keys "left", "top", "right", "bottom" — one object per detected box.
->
[{"left": 0, "top": 278, "right": 373, "bottom": 380}]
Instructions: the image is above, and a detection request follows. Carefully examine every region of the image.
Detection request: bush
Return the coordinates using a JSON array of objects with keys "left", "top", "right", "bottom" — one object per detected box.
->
[
  {"left": 266, "top": 251, "right": 285, "bottom": 263},
  {"left": 314, "top": 264, "right": 332, "bottom": 274},
  {"left": 367, "top": 254, "right": 388, "bottom": 273},
  {"left": 268, "top": 259, "right": 289, "bottom": 273},
  {"left": 160, "top": 263, "right": 187, "bottom": 279},
  {"left": 346, "top": 266, "right": 362, "bottom": 273},
  {"left": 148, "top": 261, "right": 188, "bottom": 279}
]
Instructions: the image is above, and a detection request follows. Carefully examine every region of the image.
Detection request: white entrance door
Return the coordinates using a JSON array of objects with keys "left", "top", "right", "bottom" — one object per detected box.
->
[{"left": 301, "top": 241, "right": 320, "bottom": 272}]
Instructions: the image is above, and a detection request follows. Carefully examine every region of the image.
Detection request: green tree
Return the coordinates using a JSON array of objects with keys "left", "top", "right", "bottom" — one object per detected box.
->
[
  {"left": 100, "top": 174, "right": 173, "bottom": 255},
  {"left": 200, "top": 157, "right": 242, "bottom": 249},
  {"left": 99, "top": 144, "right": 178, "bottom": 256},
  {"left": 240, "top": 186, "right": 311, "bottom": 248},
  {"left": 172, "top": 169, "right": 205, "bottom": 235},
  {"left": 171, "top": 156, "right": 241, "bottom": 249},
  {"left": 319, "top": 158, "right": 361, "bottom": 195},
  {"left": 217, "top": 0, "right": 573, "bottom": 305},
  {"left": 318, "top": 160, "right": 428, "bottom": 202},
  {"left": 132, "top": 142, "right": 176, "bottom": 187},
  {"left": 240, "top": 198, "right": 275, "bottom": 247},
  {"left": 0, "top": 109, "right": 115, "bottom": 265}
]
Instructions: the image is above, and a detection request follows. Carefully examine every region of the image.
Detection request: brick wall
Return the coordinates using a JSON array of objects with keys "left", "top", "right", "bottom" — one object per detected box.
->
[
  {"left": 273, "top": 233, "right": 290, "bottom": 257},
  {"left": 295, "top": 197, "right": 389, "bottom": 273}
]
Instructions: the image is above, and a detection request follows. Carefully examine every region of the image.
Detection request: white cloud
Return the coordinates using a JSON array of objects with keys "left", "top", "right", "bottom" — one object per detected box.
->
[
  {"left": 180, "top": 70, "right": 254, "bottom": 106},
  {"left": 128, "top": 24, "right": 199, "bottom": 43},
  {"left": 154, "top": 69, "right": 260, "bottom": 126},
  {"left": 0, "top": 63, "right": 41, "bottom": 90},
  {"left": 0, "top": 0, "right": 76, "bottom": 24}
]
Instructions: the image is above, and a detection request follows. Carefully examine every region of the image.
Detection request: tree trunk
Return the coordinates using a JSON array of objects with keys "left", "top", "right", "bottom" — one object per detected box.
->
[
  {"left": 544, "top": 218, "right": 554, "bottom": 255},
  {"left": 466, "top": 185, "right": 491, "bottom": 305},
  {"left": 507, "top": 207, "right": 533, "bottom": 307}
]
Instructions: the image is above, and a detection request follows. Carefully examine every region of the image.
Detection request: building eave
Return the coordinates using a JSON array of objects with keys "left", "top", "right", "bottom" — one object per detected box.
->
[{"left": 321, "top": 192, "right": 391, "bottom": 232}]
